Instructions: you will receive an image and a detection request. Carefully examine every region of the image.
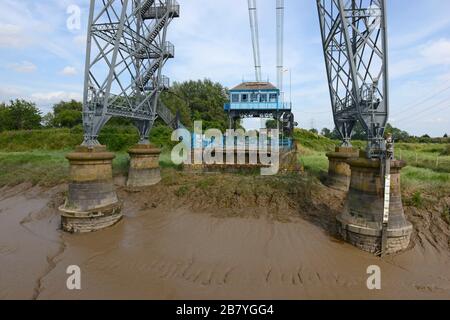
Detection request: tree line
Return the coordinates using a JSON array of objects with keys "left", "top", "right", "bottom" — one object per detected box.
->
[
  {"left": 317, "top": 122, "right": 448, "bottom": 144},
  {"left": 0, "top": 99, "right": 83, "bottom": 131},
  {"left": 0, "top": 79, "right": 230, "bottom": 133},
  {"left": 0, "top": 79, "right": 447, "bottom": 144}
]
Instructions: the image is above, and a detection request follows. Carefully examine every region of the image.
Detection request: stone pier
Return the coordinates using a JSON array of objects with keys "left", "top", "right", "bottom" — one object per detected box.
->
[
  {"left": 325, "top": 147, "right": 359, "bottom": 192},
  {"left": 127, "top": 144, "right": 162, "bottom": 187},
  {"left": 59, "top": 145, "right": 122, "bottom": 233},
  {"left": 183, "top": 149, "right": 275, "bottom": 174},
  {"left": 337, "top": 153, "right": 413, "bottom": 255}
]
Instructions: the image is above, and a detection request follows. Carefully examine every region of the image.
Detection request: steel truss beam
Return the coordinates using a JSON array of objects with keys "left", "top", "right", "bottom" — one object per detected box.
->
[
  {"left": 317, "top": 0, "right": 389, "bottom": 158},
  {"left": 82, "top": 0, "right": 179, "bottom": 146}
]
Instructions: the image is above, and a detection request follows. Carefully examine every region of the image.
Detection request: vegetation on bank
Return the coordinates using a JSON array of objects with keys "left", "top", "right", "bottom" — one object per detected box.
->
[
  {"left": 0, "top": 80, "right": 448, "bottom": 210},
  {"left": 294, "top": 128, "right": 450, "bottom": 206},
  {"left": 0, "top": 125, "right": 173, "bottom": 152},
  {"left": 1, "top": 126, "right": 448, "bottom": 189}
]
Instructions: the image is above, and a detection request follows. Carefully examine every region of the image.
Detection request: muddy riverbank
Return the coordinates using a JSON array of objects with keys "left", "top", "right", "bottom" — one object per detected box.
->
[{"left": 1, "top": 173, "right": 449, "bottom": 300}]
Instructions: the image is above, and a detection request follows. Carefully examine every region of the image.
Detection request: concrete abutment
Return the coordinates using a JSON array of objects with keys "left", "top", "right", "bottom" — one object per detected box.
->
[
  {"left": 59, "top": 145, "right": 122, "bottom": 233},
  {"left": 336, "top": 154, "right": 413, "bottom": 255},
  {"left": 127, "top": 144, "right": 162, "bottom": 188},
  {"left": 326, "top": 147, "right": 359, "bottom": 192}
]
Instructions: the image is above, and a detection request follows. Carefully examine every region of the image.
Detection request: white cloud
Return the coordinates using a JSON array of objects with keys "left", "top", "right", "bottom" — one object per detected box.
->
[
  {"left": 424, "top": 117, "right": 449, "bottom": 124},
  {"left": 421, "top": 38, "right": 450, "bottom": 65},
  {"left": 0, "top": 23, "right": 31, "bottom": 48},
  {"left": 0, "top": 85, "right": 82, "bottom": 113},
  {"left": 0, "top": 85, "right": 22, "bottom": 101},
  {"left": 61, "top": 66, "right": 78, "bottom": 76},
  {"left": 30, "top": 91, "right": 82, "bottom": 104},
  {"left": 391, "top": 38, "right": 450, "bottom": 78},
  {"left": 8, "top": 61, "right": 37, "bottom": 73}
]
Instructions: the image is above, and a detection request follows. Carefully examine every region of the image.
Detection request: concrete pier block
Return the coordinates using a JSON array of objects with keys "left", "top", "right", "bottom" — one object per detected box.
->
[
  {"left": 127, "top": 144, "right": 161, "bottom": 187},
  {"left": 184, "top": 149, "right": 274, "bottom": 173},
  {"left": 60, "top": 145, "right": 122, "bottom": 233},
  {"left": 326, "top": 147, "right": 359, "bottom": 191},
  {"left": 183, "top": 148, "right": 205, "bottom": 173},
  {"left": 337, "top": 154, "right": 413, "bottom": 255}
]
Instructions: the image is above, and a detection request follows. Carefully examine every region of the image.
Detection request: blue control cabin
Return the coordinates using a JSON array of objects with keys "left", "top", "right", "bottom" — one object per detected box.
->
[
  {"left": 223, "top": 82, "right": 296, "bottom": 148},
  {"left": 224, "top": 82, "right": 291, "bottom": 112}
]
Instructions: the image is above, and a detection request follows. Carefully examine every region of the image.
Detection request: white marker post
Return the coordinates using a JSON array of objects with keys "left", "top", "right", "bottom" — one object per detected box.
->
[{"left": 381, "top": 157, "right": 391, "bottom": 256}]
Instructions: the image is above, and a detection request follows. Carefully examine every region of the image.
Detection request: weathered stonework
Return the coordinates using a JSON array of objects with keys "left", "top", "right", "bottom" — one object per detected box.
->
[
  {"left": 183, "top": 148, "right": 206, "bottom": 173},
  {"left": 59, "top": 145, "right": 122, "bottom": 233},
  {"left": 326, "top": 147, "right": 359, "bottom": 192},
  {"left": 337, "top": 153, "right": 413, "bottom": 255},
  {"left": 127, "top": 144, "right": 161, "bottom": 187},
  {"left": 183, "top": 149, "right": 280, "bottom": 174}
]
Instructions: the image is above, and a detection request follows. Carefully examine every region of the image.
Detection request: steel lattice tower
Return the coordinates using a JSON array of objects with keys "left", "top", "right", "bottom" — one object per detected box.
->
[
  {"left": 317, "top": 0, "right": 389, "bottom": 158},
  {"left": 82, "top": 0, "right": 179, "bottom": 146}
]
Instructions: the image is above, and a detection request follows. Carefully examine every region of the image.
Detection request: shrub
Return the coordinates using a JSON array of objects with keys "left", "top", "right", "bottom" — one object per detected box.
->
[
  {"left": 441, "top": 145, "right": 450, "bottom": 156},
  {"left": 406, "top": 191, "right": 424, "bottom": 208}
]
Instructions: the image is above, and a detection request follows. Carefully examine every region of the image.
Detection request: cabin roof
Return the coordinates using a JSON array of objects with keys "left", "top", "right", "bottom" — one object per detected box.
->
[{"left": 230, "top": 82, "right": 278, "bottom": 91}]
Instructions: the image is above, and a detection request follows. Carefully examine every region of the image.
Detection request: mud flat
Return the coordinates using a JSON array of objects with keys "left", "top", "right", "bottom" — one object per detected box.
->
[{"left": 1, "top": 175, "right": 450, "bottom": 300}]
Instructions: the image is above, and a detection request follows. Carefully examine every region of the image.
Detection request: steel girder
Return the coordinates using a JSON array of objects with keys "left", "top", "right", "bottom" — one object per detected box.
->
[
  {"left": 82, "top": 0, "right": 179, "bottom": 146},
  {"left": 317, "top": 0, "right": 389, "bottom": 158}
]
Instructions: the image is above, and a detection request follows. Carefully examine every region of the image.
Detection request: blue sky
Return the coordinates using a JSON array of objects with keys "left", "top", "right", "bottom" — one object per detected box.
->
[{"left": 1, "top": 0, "right": 450, "bottom": 137}]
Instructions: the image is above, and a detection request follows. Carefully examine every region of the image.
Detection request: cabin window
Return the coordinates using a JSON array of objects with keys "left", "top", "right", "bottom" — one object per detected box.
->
[
  {"left": 241, "top": 94, "right": 249, "bottom": 102},
  {"left": 231, "top": 94, "right": 240, "bottom": 103},
  {"left": 260, "top": 94, "right": 267, "bottom": 102},
  {"left": 269, "top": 93, "right": 277, "bottom": 102},
  {"left": 250, "top": 93, "right": 259, "bottom": 102}
]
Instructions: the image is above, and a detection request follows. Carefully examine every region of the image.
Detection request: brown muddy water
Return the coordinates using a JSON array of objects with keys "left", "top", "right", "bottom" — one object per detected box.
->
[{"left": 1, "top": 181, "right": 450, "bottom": 300}]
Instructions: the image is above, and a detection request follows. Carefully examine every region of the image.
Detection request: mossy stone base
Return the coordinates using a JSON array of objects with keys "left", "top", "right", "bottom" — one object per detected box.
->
[
  {"left": 337, "top": 156, "right": 413, "bottom": 255},
  {"left": 59, "top": 145, "right": 122, "bottom": 233},
  {"left": 183, "top": 149, "right": 276, "bottom": 173},
  {"left": 127, "top": 144, "right": 161, "bottom": 187},
  {"left": 326, "top": 147, "right": 359, "bottom": 192}
]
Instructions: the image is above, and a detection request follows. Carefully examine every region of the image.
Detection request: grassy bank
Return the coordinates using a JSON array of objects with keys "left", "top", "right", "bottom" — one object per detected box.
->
[
  {"left": 0, "top": 125, "right": 173, "bottom": 152},
  {"left": 0, "top": 151, "right": 129, "bottom": 186},
  {"left": 294, "top": 129, "right": 450, "bottom": 200},
  {"left": 0, "top": 128, "right": 449, "bottom": 200}
]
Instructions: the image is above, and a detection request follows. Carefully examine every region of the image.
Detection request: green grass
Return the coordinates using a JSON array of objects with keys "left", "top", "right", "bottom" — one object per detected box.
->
[
  {"left": 298, "top": 151, "right": 329, "bottom": 177},
  {"left": 395, "top": 143, "right": 450, "bottom": 173},
  {"left": 0, "top": 125, "right": 173, "bottom": 152},
  {"left": 0, "top": 149, "right": 177, "bottom": 187},
  {"left": 401, "top": 166, "right": 450, "bottom": 195},
  {"left": 0, "top": 151, "right": 69, "bottom": 186},
  {"left": 293, "top": 129, "right": 336, "bottom": 152},
  {"left": 442, "top": 144, "right": 450, "bottom": 156},
  {"left": 0, "top": 127, "right": 448, "bottom": 199},
  {"left": 295, "top": 140, "right": 450, "bottom": 199}
]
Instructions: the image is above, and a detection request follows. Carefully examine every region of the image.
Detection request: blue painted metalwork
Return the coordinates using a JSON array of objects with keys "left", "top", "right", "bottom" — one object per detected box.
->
[
  {"left": 190, "top": 133, "right": 293, "bottom": 151},
  {"left": 224, "top": 102, "right": 291, "bottom": 111},
  {"left": 225, "top": 82, "right": 291, "bottom": 112}
]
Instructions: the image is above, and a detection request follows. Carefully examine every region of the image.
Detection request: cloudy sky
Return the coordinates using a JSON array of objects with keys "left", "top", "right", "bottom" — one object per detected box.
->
[{"left": 1, "top": 0, "right": 450, "bottom": 136}]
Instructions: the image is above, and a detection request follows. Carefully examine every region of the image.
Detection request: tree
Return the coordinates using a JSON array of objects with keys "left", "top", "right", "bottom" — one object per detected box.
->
[
  {"left": 321, "top": 127, "right": 331, "bottom": 138},
  {"left": 444, "top": 133, "right": 448, "bottom": 138},
  {"left": 351, "top": 122, "right": 366, "bottom": 140},
  {"left": 266, "top": 119, "right": 279, "bottom": 129},
  {"left": 52, "top": 100, "right": 83, "bottom": 128},
  {"left": 0, "top": 99, "right": 42, "bottom": 131},
  {"left": 309, "top": 128, "right": 319, "bottom": 134},
  {"left": 161, "top": 79, "right": 229, "bottom": 131},
  {"left": 385, "top": 123, "right": 410, "bottom": 142},
  {"left": 42, "top": 112, "right": 55, "bottom": 128},
  {"left": 0, "top": 103, "right": 9, "bottom": 132}
]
